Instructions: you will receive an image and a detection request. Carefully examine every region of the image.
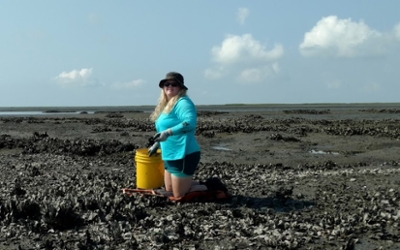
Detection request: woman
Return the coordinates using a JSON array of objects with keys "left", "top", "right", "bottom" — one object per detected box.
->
[{"left": 148, "top": 72, "right": 208, "bottom": 198}]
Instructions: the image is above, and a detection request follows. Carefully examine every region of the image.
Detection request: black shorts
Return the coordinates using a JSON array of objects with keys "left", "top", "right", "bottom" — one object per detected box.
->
[{"left": 164, "top": 151, "right": 201, "bottom": 177}]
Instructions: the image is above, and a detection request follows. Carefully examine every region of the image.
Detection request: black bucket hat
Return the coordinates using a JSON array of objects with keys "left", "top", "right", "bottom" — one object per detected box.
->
[{"left": 159, "top": 72, "right": 188, "bottom": 90}]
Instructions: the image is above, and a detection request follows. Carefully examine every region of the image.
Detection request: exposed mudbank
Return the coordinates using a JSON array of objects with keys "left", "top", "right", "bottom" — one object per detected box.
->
[{"left": 1, "top": 109, "right": 400, "bottom": 249}]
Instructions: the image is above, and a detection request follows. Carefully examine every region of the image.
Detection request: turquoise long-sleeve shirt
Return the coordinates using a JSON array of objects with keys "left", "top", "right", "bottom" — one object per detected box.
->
[{"left": 155, "top": 96, "right": 200, "bottom": 161}]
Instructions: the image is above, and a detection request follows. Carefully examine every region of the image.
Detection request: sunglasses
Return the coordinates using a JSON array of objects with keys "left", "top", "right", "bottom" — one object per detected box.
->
[{"left": 163, "top": 82, "right": 179, "bottom": 87}]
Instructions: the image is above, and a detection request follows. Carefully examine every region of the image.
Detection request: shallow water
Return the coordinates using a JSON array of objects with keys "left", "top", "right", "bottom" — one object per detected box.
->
[
  {"left": 212, "top": 146, "right": 233, "bottom": 151},
  {"left": 309, "top": 149, "right": 339, "bottom": 155},
  {"left": 0, "top": 111, "right": 95, "bottom": 116}
]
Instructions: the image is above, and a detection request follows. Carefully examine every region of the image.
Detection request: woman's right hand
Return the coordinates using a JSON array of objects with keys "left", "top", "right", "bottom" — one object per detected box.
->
[{"left": 147, "top": 141, "right": 160, "bottom": 157}]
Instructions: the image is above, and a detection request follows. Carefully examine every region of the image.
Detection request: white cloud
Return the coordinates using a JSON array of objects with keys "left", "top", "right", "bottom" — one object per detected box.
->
[
  {"left": 364, "top": 83, "right": 381, "bottom": 92},
  {"left": 205, "top": 34, "right": 284, "bottom": 83},
  {"left": 299, "top": 16, "right": 383, "bottom": 58},
  {"left": 211, "top": 34, "right": 283, "bottom": 64},
  {"left": 204, "top": 67, "right": 225, "bottom": 80},
  {"left": 271, "top": 62, "right": 280, "bottom": 74},
  {"left": 55, "top": 68, "right": 95, "bottom": 86},
  {"left": 88, "top": 13, "right": 101, "bottom": 25},
  {"left": 28, "top": 29, "right": 46, "bottom": 41},
  {"left": 237, "top": 8, "right": 249, "bottom": 25},
  {"left": 237, "top": 64, "right": 281, "bottom": 84},
  {"left": 237, "top": 67, "right": 264, "bottom": 83},
  {"left": 326, "top": 80, "right": 342, "bottom": 89},
  {"left": 111, "top": 79, "right": 145, "bottom": 90},
  {"left": 395, "top": 23, "right": 400, "bottom": 41},
  {"left": 239, "top": 68, "right": 263, "bottom": 83}
]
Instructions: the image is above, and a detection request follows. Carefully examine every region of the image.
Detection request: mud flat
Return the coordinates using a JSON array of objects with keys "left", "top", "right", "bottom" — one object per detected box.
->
[{"left": 1, "top": 106, "right": 400, "bottom": 249}]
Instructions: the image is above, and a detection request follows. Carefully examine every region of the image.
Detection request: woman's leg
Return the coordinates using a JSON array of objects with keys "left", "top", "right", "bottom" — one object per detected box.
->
[
  {"left": 164, "top": 170, "right": 173, "bottom": 192},
  {"left": 171, "top": 175, "right": 194, "bottom": 198},
  {"left": 167, "top": 152, "right": 207, "bottom": 198},
  {"left": 171, "top": 176, "right": 208, "bottom": 198}
]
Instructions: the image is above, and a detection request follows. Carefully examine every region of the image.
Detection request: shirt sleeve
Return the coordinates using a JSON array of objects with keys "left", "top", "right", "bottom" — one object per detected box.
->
[{"left": 170, "top": 97, "right": 197, "bottom": 135}]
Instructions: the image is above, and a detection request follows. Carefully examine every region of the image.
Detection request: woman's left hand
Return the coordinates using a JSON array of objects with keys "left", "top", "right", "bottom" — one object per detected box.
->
[{"left": 154, "top": 129, "right": 172, "bottom": 142}]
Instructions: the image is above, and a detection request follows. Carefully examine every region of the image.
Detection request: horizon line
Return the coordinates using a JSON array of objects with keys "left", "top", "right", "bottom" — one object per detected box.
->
[{"left": 1, "top": 101, "right": 400, "bottom": 109}]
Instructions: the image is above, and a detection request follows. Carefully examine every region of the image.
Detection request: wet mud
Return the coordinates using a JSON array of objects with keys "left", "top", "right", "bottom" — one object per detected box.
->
[{"left": 1, "top": 107, "right": 400, "bottom": 249}]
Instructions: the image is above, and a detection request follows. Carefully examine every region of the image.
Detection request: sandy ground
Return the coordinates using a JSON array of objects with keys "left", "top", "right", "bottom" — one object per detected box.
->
[{"left": 1, "top": 107, "right": 400, "bottom": 249}]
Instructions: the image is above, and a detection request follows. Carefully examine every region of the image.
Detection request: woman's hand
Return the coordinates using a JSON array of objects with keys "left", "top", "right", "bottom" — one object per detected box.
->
[
  {"left": 148, "top": 141, "right": 160, "bottom": 157},
  {"left": 154, "top": 129, "right": 172, "bottom": 142}
]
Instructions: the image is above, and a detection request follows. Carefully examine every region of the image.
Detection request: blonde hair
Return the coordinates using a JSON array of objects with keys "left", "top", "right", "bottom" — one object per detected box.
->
[{"left": 150, "top": 89, "right": 187, "bottom": 122}]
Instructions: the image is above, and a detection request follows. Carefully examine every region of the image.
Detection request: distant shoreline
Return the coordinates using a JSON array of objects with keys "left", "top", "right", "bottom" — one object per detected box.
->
[{"left": 1, "top": 102, "right": 400, "bottom": 113}]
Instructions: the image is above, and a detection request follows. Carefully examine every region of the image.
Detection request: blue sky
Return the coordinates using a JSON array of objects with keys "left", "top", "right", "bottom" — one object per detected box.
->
[{"left": 1, "top": 1, "right": 400, "bottom": 107}]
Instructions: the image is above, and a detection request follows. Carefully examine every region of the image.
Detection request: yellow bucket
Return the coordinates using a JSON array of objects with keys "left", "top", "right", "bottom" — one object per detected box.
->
[{"left": 134, "top": 148, "right": 164, "bottom": 189}]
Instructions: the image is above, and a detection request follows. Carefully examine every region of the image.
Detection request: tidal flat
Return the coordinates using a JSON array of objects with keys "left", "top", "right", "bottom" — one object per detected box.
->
[{"left": 1, "top": 105, "right": 400, "bottom": 249}]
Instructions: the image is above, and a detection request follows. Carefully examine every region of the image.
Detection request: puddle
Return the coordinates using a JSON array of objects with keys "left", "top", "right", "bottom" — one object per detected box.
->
[
  {"left": 309, "top": 149, "right": 339, "bottom": 155},
  {"left": 212, "top": 146, "right": 232, "bottom": 151}
]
